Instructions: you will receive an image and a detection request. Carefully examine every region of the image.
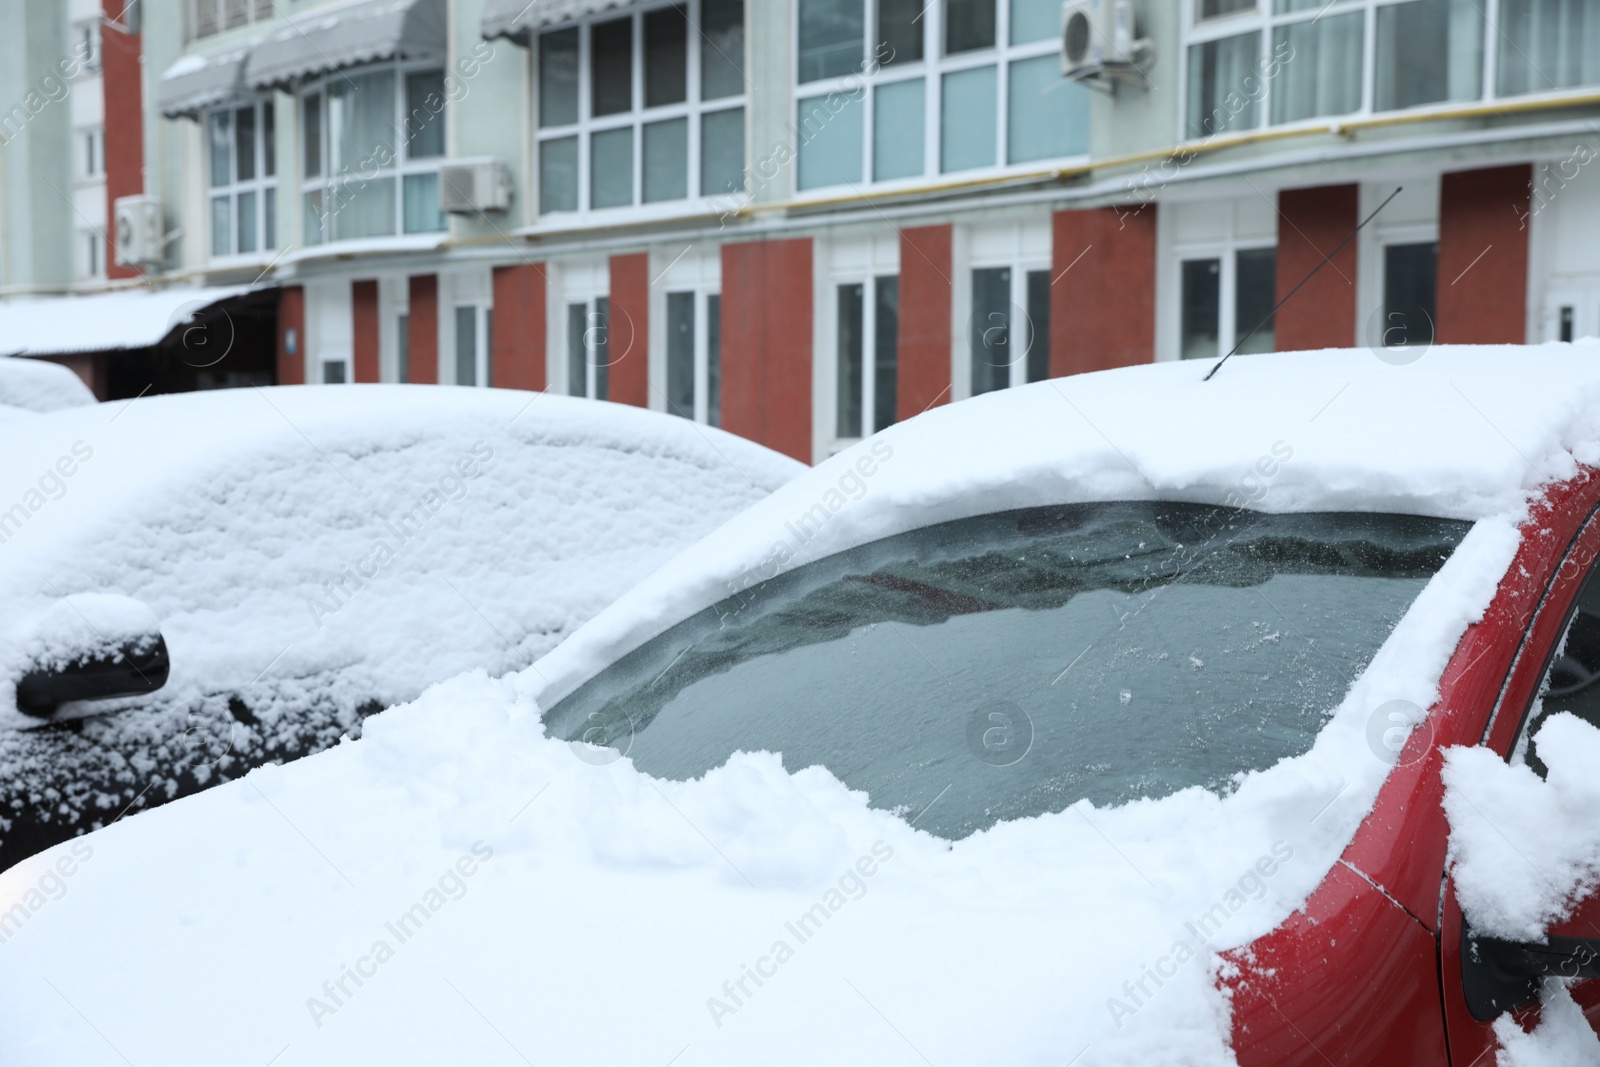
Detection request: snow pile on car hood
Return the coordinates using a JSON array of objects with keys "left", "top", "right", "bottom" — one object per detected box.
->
[
  {"left": 0, "top": 346, "right": 1579, "bottom": 1066},
  {"left": 0, "top": 357, "right": 94, "bottom": 412},
  {"left": 0, "top": 385, "right": 800, "bottom": 731}
]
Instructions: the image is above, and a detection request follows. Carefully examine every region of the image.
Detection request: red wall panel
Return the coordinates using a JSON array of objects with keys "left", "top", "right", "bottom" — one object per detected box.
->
[
  {"left": 491, "top": 263, "right": 547, "bottom": 392},
  {"left": 407, "top": 275, "right": 439, "bottom": 384},
  {"left": 1438, "top": 164, "right": 1532, "bottom": 344},
  {"left": 897, "top": 225, "right": 953, "bottom": 421},
  {"left": 100, "top": 2, "right": 143, "bottom": 280},
  {"left": 1051, "top": 206, "right": 1158, "bottom": 375},
  {"left": 721, "top": 238, "right": 813, "bottom": 463},
  {"left": 352, "top": 280, "right": 380, "bottom": 383},
  {"left": 608, "top": 253, "right": 650, "bottom": 408},
  {"left": 276, "top": 285, "right": 304, "bottom": 386},
  {"left": 1274, "top": 185, "right": 1358, "bottom": 351}
]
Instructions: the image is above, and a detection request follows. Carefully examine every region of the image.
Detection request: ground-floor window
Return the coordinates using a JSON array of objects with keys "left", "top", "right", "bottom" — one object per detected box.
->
[
  {"left": 665, "top": 289, "right": 721, "bottom": 426},
  {"left": 1380, "top": 242, "right": 1437, "bottom": 350},
  {"left": 566, "top": 297, "right": 611, "bottom": 400},
  {"left": 1179, "top": 247, "right": 1277, "bottom": 361},
  {"left": 835, "top": 275, "right": 899, "bottom": 438},
  {"left": 969, "top": 265, "right": 1050, "bottom": 395},
  {"left": 454, "top": 304, "right": 492, "bottom": 387}
]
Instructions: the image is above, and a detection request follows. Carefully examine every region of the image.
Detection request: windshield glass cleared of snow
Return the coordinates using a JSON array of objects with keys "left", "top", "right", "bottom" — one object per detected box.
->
[{"left": 545, "top": 502, "right": 1471, "bottom": 839}]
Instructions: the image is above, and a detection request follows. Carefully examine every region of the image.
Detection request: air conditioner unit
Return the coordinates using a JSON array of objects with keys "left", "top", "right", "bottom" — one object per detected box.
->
[
  {"left": 438, "top": 158, "right": 512, "bottom": 215},
  {"left": 1062, "top": 0, "right": 1153, "bottom": 85},
  {"left": 113, "top": 195, "right": 163, "bottom": 267}
]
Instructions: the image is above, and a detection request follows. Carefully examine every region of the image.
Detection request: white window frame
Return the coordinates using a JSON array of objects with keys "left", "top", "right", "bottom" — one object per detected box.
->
[
  {"left": 77, "top": 227, "right": 103, "bottom": 280},
  {"left": 819, "top": 232, "right": 901, "bottom": 453},
  {"left": 75, "top": 126, "right": 103, "bottom": 182},
  {"left": 70, "top": 18, "right": 101, "bottom": 75},
  {"left": 791, "top": 0, "right": 1083, "bottom": 197},
  {"left": 1355, "top": 179, "right": 1440, "bottom": 352},
  {"left": 205, "top": 99, "right": 277, "bottom": 262},
  {"left": 1157, "top": 196, "right": 1279, "bottom": 363},
  {"left": 187, "top": 0, "right": 275, "bottom": 43},
  {"left": 952, "top": 217, "right": 1052, "bottom": 399},
  {"left": 1179, "top": 0, "right": 1600, "bottom": 144},
  {"left": 300, "top": 59, "right": 448, "bottom": 247},
  {"left": 533, "top": 0, "right": 746, "bottom": 224},
  {"left": 651, "top": 248, "right": 722, "bottom": 426},
  {"left": 548, "top": 261, "right": 610, "bottom": 397}
]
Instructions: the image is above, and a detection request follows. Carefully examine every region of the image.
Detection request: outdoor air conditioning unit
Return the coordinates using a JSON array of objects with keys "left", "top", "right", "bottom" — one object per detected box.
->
[
  {"left": 1062, "top": 0, "right": 1153, "bottom": 86},
  {"left": 438, "top": 158, "right": 512, "bottom": 215},
  {"left": 113, "top": 195, "right": 164, "bottom": 267}
]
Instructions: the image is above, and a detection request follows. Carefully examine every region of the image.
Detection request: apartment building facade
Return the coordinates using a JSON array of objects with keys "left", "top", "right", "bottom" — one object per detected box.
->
[{"left": 1, "top": 0, "right": 1597, "bottom": 463}]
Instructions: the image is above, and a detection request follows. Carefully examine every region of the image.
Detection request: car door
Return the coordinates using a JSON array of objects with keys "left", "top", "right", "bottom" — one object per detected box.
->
[{"left": 1439, "top": 489, "right": 1600, "bottom": 1061}]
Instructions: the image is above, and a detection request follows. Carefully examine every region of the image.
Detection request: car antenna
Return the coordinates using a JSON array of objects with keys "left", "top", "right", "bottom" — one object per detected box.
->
[{"left": 1204, "top": 186, "right": 1404, "bottom": 382}]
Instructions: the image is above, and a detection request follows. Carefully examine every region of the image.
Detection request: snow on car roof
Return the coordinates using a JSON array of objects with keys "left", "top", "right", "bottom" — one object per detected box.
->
[
  {"left": 531, "top": 342, "right": 1600, "bottom": 709},
  {"left": 0, "top": 383, "right": 801, "bottom": 729},
  {"left": 0, "top": 347, "right": 1584, "bottom": 1067},
  {"left": 0, "top": 357, "right": 95, "bottom": 412}
]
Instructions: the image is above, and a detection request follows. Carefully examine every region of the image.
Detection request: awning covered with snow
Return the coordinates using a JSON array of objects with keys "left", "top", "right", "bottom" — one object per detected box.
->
[
  {"left": 481, "top": 0, "right": 636, "bottom": 42},
  {"left": 0, "top": 286, "right": 252, "bottom": 358},
  {"left": 245, "top": 0, "right": 446, "bottom": 91},
  {"left": 157, "top": 42, "right": 256, "bottom": 119}
]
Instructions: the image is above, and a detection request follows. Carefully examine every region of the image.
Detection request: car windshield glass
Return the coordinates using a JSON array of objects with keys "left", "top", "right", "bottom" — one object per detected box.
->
[{"left": 545, "top": 502, "right": 1471, "bottom": 839}]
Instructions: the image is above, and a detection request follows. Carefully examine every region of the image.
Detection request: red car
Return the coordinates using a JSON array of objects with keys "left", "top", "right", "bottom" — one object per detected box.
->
[{"left": 1227, "top": 466, "right": 1600, "bottom": 1064}]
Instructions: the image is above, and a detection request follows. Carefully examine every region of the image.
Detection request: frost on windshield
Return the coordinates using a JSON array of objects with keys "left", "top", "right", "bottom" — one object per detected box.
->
[{"left": 549, "top": 502, "right": 1469, "bottom": 839}]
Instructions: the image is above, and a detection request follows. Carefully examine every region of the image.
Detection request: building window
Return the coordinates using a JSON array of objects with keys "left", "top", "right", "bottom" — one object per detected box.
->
[
  {"left": 664, "top": 290, "right": 721, "bottom": 425},
  {"left": 301, "top": 62, "right": 447, "bottom": 245},
  {"left": 835, "top": 276, "right": 898, "bottom": 438},
  {"left": 795, "top": 0, "right": 1088, "bottom": 192},
  {"left": 322, "top": 360, "right": 348, "bottom": 384},
  {"left": 454, "top": 304, "right": 491, "bottom": 387},
  {"left": 1178, "top": 248, "right": 1276, "bottom": 361},
  {"left": 207, "top": 101, "right": 276, "bottom": 258},
  {"left": 968, "top": 264, "right": 1050, "bottom": 395},
  {"left": 1380, "top": 242, "right": 1437, "bottom": 350},
  {"left": 536, "top": 0, "right": 746, "bottom": 218},
  {"left": 189, "top": 0, "right": 275, "bottom": 41},
  {"left": 1497, "top": 0, "right": 1600, "bottom": 97},
  {"left": 71, "top": 19, "right": 101, "bottom": 74},
  {"left": 78, "top": 229, "right": 103, "bottom": 280},
  {"left": 566, "top": 298, "right": 611, "bottom": 400},
  {"left": 397, "top": 311, "right": 411, "bottom": 382},
  {"left": 1184, "top": 0, "right": 1595, "bottom": 139},
  {"left": 77, "top": 127, "right": 103, "bottom": 180}
]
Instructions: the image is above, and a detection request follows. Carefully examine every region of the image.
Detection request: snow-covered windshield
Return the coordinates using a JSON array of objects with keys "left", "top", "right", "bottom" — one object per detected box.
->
[{"left": 546, "top": 502, "right": 1470, "bottom": 839}]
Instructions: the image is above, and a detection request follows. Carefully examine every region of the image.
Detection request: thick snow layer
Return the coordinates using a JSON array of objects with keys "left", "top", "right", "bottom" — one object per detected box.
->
[
  {"left": 534, "top": 343, "right": 1600, "bottom": 708},
  {"left": 0, "top": 287, "right": 248, "bottom": 357},
  {"left": 0, "top": 348, "right": 1559, "bottom": 1066},
  {"left": 1443, "top": 713, "right": 1600, "bottom": 941},
  {"left": 0, "top": 357, "right": 95, "bottom": 411},
  {"left": 0, "top": 385, "right": 798, "bottom": 854},
  {"left": 1494, "top": 982, "right": 1600, "bottom": 1066}
]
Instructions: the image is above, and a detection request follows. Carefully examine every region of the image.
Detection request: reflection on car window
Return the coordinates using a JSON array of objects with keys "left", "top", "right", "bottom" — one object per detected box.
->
[
  {"left": 546, "top": 502, "right": 1469, "bottom": 840},
  {"left": 1516, "top": 569, "right": 1600, "bottom": 776}
]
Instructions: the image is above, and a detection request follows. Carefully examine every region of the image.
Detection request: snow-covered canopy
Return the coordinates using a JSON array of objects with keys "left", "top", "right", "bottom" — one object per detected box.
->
[
  {"left": 3, "top": 346, "right": 1600, "bottom": 1067},
  {"left": 0, "top": 287, "right": 249, "bottom": 357}
]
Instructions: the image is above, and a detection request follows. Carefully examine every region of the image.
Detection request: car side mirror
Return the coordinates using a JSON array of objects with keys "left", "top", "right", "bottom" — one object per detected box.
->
[
  {"left": 1461, "top": 927, "right": 1600, "bottom": 1020},
  {"left": 14, "top": 595, "right": 171, "bottom": 718}
]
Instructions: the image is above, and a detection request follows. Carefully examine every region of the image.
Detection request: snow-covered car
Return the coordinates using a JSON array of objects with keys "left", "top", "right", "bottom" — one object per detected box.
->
[
  {"left": 0, "top": 385, "right": 801, "bottom": 868},
  {"left": 0, "top": 356, "right": 95, "bottom": 421},
  {"left": 8, "top": 346, "right": 1600, "bottom": 1066}
]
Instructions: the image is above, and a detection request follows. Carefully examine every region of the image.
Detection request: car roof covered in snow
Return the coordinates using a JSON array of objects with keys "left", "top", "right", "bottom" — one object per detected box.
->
[
  {"left": 0, "top": 384, "right": 802, "bottom": 726},
  {"left": 528, "top": 342, "right": 1600, "bottom": 708},
  {"left": 0, "top": 357, "right": 95, "bottom": 412}
]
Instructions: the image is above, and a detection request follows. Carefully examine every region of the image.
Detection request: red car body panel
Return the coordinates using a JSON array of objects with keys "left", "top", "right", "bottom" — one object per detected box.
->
[{"left": 1227, "top": 470, "right": 1600, "bottom": 1065}]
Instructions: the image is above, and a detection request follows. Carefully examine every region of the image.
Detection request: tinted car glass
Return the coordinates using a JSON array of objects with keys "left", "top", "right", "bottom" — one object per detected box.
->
[{"left": 547, "top": 502, "right": 1470, "bottom": 839}]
